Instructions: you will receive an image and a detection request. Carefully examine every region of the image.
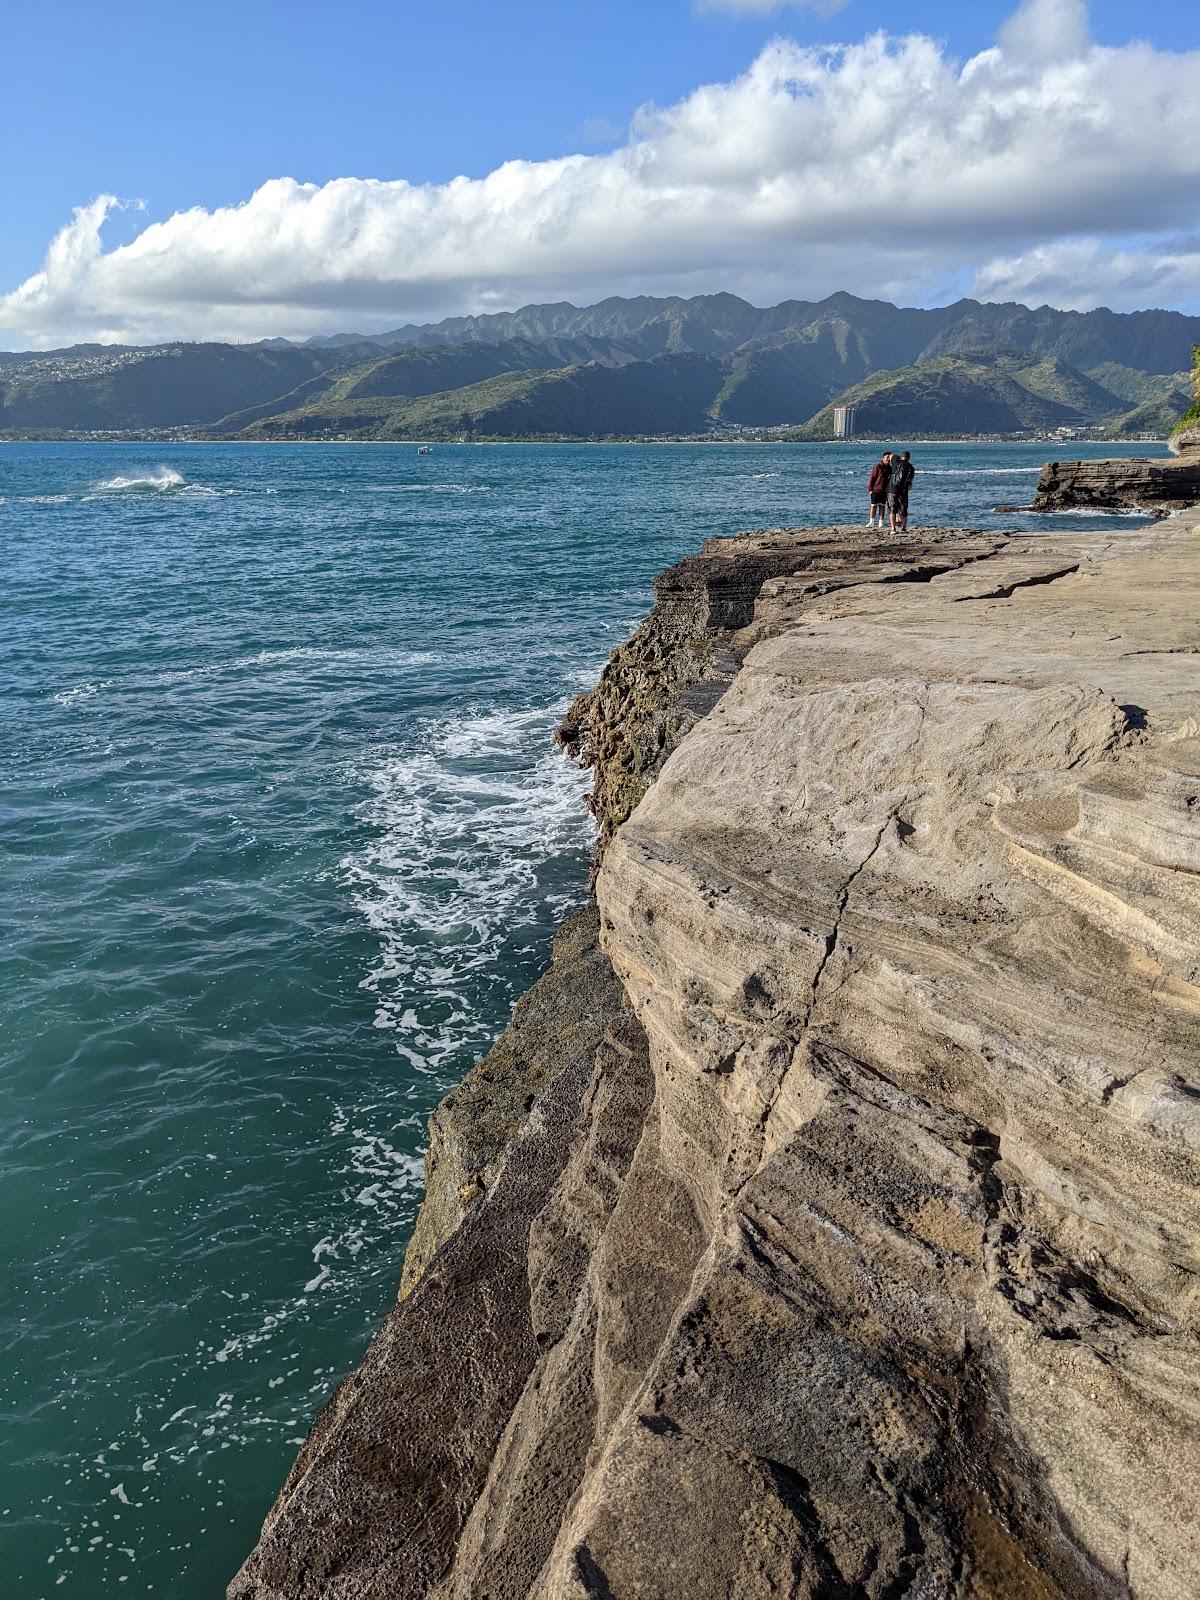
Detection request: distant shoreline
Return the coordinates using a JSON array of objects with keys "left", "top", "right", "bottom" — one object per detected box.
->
[{"left": 0, "top": 433, "right": 1171, "bottom": 449}]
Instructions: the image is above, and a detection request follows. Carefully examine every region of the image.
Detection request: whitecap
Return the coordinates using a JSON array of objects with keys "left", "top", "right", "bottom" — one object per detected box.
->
[
  {"left": 390, "top": 484, "right": 486, "bottom": 495},
  {"left": 93, "top": 467, "right": 186, "bottom": 492},
  {"left": 54, "top": 680, "right": 108, "bottom": 707},
  {"left": 234, "top": 645, "right": 436, "bottom": 671},
  {"left": 350, "top": 483, "right": 492, "bottom": 495}
]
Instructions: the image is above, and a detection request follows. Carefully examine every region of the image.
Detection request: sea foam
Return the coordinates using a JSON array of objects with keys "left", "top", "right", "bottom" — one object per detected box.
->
[
  {"left": 94, "top": 467, "right": 186, "bottom": 491},
  {"left": 342, "top": 701, "right": 593, "bottom": 1061}
]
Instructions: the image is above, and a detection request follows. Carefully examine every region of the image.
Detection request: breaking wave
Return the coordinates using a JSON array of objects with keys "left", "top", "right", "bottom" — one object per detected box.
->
[
  {"left": 94, "top": 467, "right": 187, "bottom": 491},
  {"left": 341, "top": 701, "right": 593, "bottom": 1071}
]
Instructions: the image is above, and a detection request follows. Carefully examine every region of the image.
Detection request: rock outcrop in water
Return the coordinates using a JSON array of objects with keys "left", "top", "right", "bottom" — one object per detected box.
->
[
  {"left": 231, "top": 514, "right": 1200, "bottom": 1600},
  {"left": 1032, "top": 453, "right": 1200, "bottom": 512}
]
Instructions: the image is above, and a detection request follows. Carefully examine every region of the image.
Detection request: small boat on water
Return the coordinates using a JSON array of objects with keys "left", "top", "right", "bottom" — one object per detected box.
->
[{"left": 417, "top": 445, "right": 432, "bottom": 455}]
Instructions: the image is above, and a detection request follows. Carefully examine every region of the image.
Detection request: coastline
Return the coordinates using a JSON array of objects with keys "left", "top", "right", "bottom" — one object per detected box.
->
[
  {"left": 230, "top": 505, "right": 1200, "bottom": 1598},
  {"left": 0, "top": 433, "right": 1175, "bottom": 448}
]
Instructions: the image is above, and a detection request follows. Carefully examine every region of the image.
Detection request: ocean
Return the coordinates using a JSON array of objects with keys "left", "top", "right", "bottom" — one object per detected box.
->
[{"left": 0, "top": 439, "right": 1159, "bottom": 1597}]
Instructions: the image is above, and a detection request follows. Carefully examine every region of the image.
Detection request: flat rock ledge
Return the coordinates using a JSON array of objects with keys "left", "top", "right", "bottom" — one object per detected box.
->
[
  {"left": 1032, "top": 454, "right": 1200, "bottom": 513},
  {"left": 231, "top": 517, "right": 1200, "bottom": 1600}
]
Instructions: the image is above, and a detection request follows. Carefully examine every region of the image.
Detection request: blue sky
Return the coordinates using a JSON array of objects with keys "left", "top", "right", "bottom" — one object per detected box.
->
[{"left": 2, "top": 0, "right": 1197, "bottom": 344}]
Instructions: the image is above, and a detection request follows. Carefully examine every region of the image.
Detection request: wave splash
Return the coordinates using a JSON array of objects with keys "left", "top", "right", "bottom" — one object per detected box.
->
[
  {"left": 342, "top": 700, "right": 593, "bottom": 1072},
  {"left": 94, "top": 466, "right": 187, "bottom": 491}
]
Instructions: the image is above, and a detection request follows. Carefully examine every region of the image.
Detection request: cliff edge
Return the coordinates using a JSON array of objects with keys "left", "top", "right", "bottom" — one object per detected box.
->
[{"left": 231, "top": 516, "right": 1200, "bottom": 1600}]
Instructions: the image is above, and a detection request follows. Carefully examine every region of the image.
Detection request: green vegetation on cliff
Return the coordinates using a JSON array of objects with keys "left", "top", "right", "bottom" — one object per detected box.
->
[{"left": 1173, "top": 344, "right": 1200, "bottom": 435}]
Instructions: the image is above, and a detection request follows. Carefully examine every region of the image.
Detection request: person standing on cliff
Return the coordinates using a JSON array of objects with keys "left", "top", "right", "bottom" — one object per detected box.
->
[
  {"left": 867, "top": 452, "right": 891, "bottom": 528},
  {"left": 888, "top": 450, "right": 915, "bottom": 532}
]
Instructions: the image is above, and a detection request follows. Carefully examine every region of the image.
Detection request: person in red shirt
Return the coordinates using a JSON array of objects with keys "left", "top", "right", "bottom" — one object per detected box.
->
[{"left": 867, "top": 452, "right": 891, "bottom": 528}]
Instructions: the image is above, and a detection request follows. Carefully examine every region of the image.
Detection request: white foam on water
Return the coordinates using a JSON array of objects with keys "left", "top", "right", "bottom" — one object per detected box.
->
[
  {"left": 134, "top": 645, "right": 437, "bottom": 690},
  {"left": 342, "top": 700, "right": 593, "bottom": 1058},
  {"left": 17, "top": 492, "right": 73, "bottom": 504},
  {"left": 53, "top": 680, "right": 108, "bottom": 707},
  {"left": 92, "top": 467, "right": 186, "bottom": 492},
  {"left": 341, "top": 482, "right": 493, "bottom": 496},
  {"left": 1037, "top": 505, "right": 1151, "bottom": 518},
  {"left": 234, "top": 645, "right": 437, "bottom": 671},
  {"left": 396, "top": 482, "right": 491, "bottom": 493}
]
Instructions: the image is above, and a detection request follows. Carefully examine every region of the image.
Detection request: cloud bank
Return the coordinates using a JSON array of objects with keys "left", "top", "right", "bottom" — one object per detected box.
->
[{"left": 3, "top": 0, "right": 1199, "bottom": 346}]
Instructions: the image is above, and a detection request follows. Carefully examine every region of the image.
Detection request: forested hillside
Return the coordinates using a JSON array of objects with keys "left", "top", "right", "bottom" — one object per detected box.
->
[{"left": 2, "top": 291, "right": 1195, "bottom": 439}]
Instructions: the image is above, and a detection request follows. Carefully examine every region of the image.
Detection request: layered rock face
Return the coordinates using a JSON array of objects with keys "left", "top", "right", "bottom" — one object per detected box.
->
[
  {"left": 231, "top": 518, "right": 1200, "bottom": 1600},
  {"left": 1032, "top": 454, "right": 1200, "bottom": 511}
]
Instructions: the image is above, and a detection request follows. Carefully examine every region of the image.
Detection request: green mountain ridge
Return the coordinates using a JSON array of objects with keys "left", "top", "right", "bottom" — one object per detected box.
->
[
  {"left": 236, "top": 355, "right": 725, "bottom": 441},
  {"left": 0, "top": 343, "right": 378, "bottom": 431},
  {"left": 228, "top": 348, "right": 1153, "bottom": 444},
  {"left": 795, "top": 357, "right": 1092, "bottom": 440},
  {"left": 2, "top": 292, "right": 1196, "bottom": 439},
  {"left": 308, "top": 290, "right": 1200, "bottom": 376}
]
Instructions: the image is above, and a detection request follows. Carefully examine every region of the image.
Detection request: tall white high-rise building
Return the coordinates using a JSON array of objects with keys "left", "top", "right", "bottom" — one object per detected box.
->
[{"left": 833, "top": 405, "right": 857, "bottom": 439}]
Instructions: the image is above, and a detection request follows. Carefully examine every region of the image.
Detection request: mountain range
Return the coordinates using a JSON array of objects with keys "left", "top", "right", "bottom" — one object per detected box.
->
[{"left": 1, "top": 292, "right": 1195, "bottom": 440}]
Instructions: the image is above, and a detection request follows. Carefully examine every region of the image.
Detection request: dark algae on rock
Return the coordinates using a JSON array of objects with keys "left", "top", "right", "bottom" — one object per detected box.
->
[
  {"left": 231, "top": 516, "right": 1200, "bottom": 1599},
  {"left": 398, "top": 905, "right": 627, "bottom": 1297}
]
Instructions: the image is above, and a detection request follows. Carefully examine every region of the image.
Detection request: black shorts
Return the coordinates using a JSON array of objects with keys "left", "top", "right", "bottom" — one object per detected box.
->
[
  {"left": 870, "top": 493, "right": 886, "bottom": 507},
  {"left": 888, "top": 491, "right": 909, "bottom": 515}
]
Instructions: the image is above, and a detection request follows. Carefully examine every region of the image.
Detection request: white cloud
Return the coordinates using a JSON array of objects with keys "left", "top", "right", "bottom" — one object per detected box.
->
[
  {"left": 3, "top": 0, "right": 1200, "bottom": 346},
  {"left": 997, "top": 0, "right": 1089, "bottom": 62},
  {"left": 973, "top": 237, "right": 1200, "bottom": 314}
]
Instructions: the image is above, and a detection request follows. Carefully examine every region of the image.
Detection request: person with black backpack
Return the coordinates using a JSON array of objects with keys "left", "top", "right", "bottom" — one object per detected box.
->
[{"left": 888, "top": 450, "right": 915, "bottom": 532}]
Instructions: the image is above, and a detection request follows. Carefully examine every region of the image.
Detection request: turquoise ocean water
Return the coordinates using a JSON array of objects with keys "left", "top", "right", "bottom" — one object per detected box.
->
[{"left": 0, "top": 440, "right": 1159, "bottom": 1596}]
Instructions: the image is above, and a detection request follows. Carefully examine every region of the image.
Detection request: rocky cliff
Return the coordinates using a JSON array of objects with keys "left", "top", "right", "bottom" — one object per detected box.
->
[
  {"left": 231, "top": 515, "right": 1200, "bottom": 1600},
  {"left": 1032, "top": 454, "right": 1200, "bottom": 512}
]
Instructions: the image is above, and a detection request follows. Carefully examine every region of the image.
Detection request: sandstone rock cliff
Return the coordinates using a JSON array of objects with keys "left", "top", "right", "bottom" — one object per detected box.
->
[
  {"left": 231, "top": 516, "right": 1200, "bottom": 1600},
  {"left": 1032, "top": 454, "right": 1200, "bottom": 512}
]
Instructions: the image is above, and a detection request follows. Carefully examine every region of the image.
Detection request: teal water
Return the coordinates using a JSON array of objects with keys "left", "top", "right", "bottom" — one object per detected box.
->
[{"left": 0, "top": 440, "right": 1160, "bottom": 1596}]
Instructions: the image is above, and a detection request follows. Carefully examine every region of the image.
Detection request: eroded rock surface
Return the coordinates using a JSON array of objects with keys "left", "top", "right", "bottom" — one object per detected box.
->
[
  {"left": 232, "top": 518, "right": 1200, "bottom": 1600},
  {"left": 1033, "top": 454, "right": 1200, "bottom": 512}
]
